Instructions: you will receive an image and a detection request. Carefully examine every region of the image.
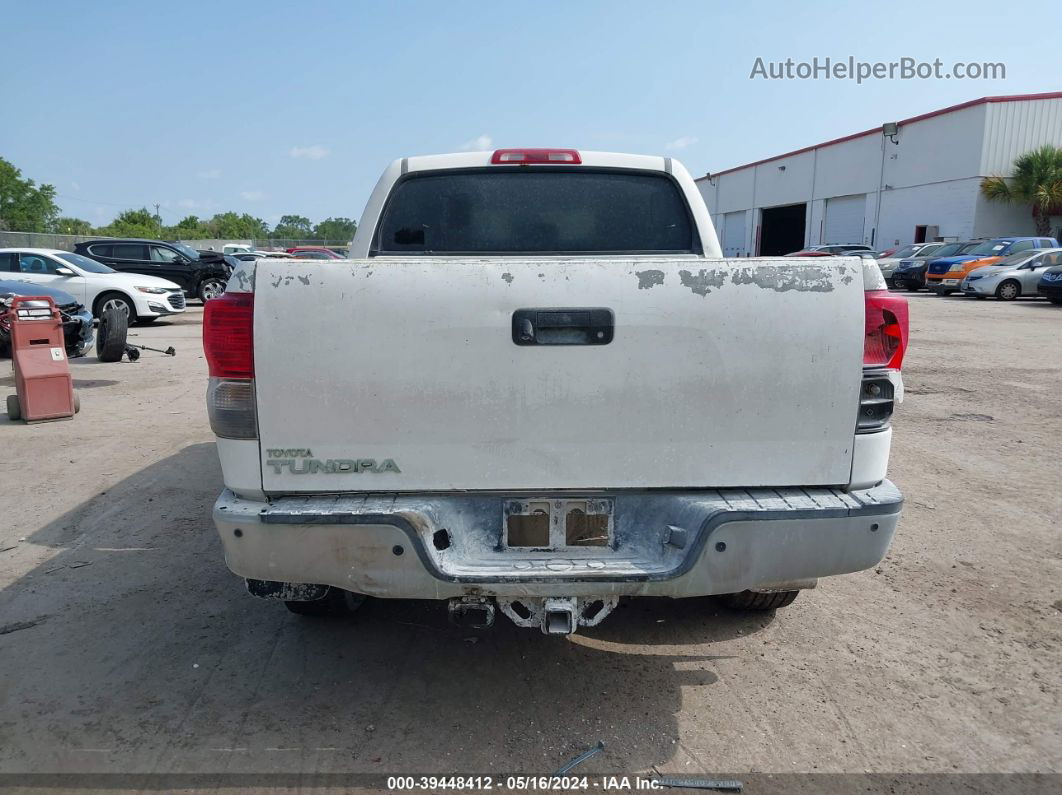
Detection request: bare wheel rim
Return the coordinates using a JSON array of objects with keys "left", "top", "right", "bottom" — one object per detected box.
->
[
  {"left": 999, "top": 282, "right": 1019, "bottom": 300},
  {"left": 201, "top": 280, "right": 224, "bottom": 300},
  {"left": 102, "top": 297, "right": 130, "bottom": 317}
]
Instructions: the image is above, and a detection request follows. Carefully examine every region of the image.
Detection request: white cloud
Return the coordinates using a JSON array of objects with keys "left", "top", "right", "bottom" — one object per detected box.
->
[
  {"left": 177, "top": 198, "right": 213, "bottom": 210},
  {"left": 197, "top": 168, "right": 222, "bottom": 179},
  {"left": 459, "top": 134, "right": 492, "bottom": 151},
  {"left": 240, "top": 190, "right": 267, "bottom": 201},
  {"left": 289, "top": 145, "right": 330, "bottom": 160},
  {"left": 70, "top": 181, "right": 81, "bottom": 191},
  {"left": 665, "top": 135, "right": 698, "bottom": 150}
]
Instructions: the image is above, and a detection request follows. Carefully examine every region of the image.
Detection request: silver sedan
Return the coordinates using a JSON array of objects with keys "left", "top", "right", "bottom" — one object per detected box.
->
[{"left": 961, "top": 249, "right": 1062, "bottom": 300}]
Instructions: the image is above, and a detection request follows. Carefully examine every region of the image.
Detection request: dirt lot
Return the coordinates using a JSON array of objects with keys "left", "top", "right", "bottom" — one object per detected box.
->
[{"left": 0, "top": 294, "right": 1059, "bottom": 790}]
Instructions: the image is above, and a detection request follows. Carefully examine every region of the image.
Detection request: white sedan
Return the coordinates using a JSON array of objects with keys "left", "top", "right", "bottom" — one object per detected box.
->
[{"left": 0, "top": 248, "right": 186, "bottom": 324}]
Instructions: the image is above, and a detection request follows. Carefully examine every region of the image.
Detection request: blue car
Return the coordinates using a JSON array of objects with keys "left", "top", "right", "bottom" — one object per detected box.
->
[
  {"left": 926, "top": 236, "right": 1059, "bottom": 294},
  {"left": 0, "top": 279, "right": 94, "bottom": 357}
]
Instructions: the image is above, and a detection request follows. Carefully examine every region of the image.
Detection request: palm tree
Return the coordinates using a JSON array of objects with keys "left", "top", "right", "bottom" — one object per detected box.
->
[{"left": 980, "top": 145, "right": 1062, "bottom": 236}]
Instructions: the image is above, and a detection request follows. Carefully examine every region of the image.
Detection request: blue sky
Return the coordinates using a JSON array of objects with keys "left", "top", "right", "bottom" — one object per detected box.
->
[{"left": 3, "top": 0, "right": 1054, "bottom": 227}]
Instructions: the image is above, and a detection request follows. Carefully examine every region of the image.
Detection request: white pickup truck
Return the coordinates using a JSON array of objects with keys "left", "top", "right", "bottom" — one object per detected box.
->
[{"left": 204, "top": 148, "right": 908, "bottom": 635}]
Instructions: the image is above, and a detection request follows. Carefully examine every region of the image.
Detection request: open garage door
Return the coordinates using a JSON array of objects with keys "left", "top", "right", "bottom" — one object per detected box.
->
[
  {"left": 759, "top": 203, "right": 806, "bottom": 256},
  {"left": 824, "top": 194, "right": 867, "bottom": 244},
  {"left": 722, "top": 211, "right": 746, "bottom": 257}
]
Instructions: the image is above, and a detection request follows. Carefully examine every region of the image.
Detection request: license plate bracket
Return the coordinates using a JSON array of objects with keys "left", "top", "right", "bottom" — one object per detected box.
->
[{"left": 503, "top": 498, "right": 614, "bottom": 550}]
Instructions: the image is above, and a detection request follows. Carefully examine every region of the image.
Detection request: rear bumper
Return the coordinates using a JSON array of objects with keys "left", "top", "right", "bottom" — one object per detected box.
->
[{"left": 213, "top": 482, "right": 903, "bottom": 599}]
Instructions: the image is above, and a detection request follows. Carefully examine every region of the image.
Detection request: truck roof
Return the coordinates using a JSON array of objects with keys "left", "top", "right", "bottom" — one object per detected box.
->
[{"left": 400, "top": 150, "right": 673, "bottom": 174}]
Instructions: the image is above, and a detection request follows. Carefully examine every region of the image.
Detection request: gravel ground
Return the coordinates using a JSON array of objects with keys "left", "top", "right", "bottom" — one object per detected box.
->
[{"left": 0, "top": 294, "right": 1059, "bottom": 792}]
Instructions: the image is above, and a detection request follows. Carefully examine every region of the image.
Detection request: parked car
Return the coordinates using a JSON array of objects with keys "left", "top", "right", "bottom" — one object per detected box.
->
[
  {"left": 785, "top": 244, "right": 873, "bottom": 256},
  {"left": 0, "top": 278, "right": 94, "bottom": 357},
  {"left": 926, "top": 237, "right": 1059, "bottom": 294},
  {"left": 205, "top": 147, "right": 907, "bottom": 632},
  {"left": 0, "top": 248, "right": 186, "bottom": 324},
  {"left": 73, "top": 239, "right": 229, "bottom": 303},
  {"left": 876, "top": 242, "right": 948, "bottom": 286},
  {"left": 285, "top": 246, "right": 344, "bottom": 259},
  {"left": 1037, "top": 262, "right": 1062, "bottom": 304},
  {"left": 892, "top": 241, "right": 982, "bottom": 291},
  {"left": 961, "top": 249, "right": 1062, "bottom": 300}
]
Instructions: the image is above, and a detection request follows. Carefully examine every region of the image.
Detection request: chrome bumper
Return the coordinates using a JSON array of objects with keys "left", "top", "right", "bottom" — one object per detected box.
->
[{"left": 213, "top": 482, "right": 903, "bottom": 599}]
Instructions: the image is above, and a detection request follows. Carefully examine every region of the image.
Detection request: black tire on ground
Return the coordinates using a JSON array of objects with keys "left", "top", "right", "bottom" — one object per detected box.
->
[
  {"left": 995, "top": 280, "right": 1021, "bottom": 301},
  {"left": 197, "top": 277, "right": 226, "bottom": 303},
  {"left": 905, "top": 283, "right": 921, "bottom": 292},
  {"left": 284, "top": 587, "right": 367, "bottom": 616},
  {"left": 722, "top": 590, "right": 800, "bottom": 611},
  {"left": 0, "top": 335, "right": 10, "bottom": 358},
  {"left": 1049, "top": 297, "right": 1062, "bottom": 305},
  {"left": 6, "top": 394, "right": 21, "bottom": 420},
  {"left": 95, "top": 306, "right": 129, "bottom": 362}
]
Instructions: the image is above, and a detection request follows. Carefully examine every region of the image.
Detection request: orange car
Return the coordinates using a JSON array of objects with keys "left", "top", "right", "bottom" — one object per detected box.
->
[{"left": 931, "top": 254, "right": 1005, "bottom": 293}]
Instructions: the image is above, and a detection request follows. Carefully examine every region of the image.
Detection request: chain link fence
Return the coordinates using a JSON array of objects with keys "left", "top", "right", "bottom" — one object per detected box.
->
[{"left": 0, "top": 232, "right": 351, "bottom": 253}]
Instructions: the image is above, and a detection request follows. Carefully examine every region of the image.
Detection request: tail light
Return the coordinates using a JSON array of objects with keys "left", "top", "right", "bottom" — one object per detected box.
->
[
  {"left": 864, "top": 290, "right": 908, "bottom": 369},
  {"left": 203, "top": 292, "right": 257, "bottom": 439},
  {"left": 491, "top": 149, "right": 581, "bottom": 164},
  {"left": 859, "top": 290, "right": 908, "bottom": 433}
]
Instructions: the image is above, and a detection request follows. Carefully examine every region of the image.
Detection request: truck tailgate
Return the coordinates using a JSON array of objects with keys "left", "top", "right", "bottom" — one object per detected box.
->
[{"left": 253, "top": 257, "right": 864, "bottom": 493}]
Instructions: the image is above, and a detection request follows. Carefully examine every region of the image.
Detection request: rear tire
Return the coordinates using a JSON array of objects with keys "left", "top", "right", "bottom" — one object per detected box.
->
[
  {"left": 95, "top": 306, "right": 129, "bottom": 362},
  {"left": 722, "top": 590, "right": 799, "bottom": 611},
  {"left": 905, "top": 283, "right": 921, "bottom": 292},
  {"left": 198, "top": 277, "right": 226, "bottom": 303},
  {"left": 995, "top": 280, "right": 1020, "bottom": 301},
  {"left": 284, "top": 587, "right": 366, "bottom": 616}
]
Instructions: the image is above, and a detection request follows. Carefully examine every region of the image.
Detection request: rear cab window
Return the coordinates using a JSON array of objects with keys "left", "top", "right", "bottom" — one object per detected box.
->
[{"left": 373, "top": 168, "right": 700, "bottom": 255}]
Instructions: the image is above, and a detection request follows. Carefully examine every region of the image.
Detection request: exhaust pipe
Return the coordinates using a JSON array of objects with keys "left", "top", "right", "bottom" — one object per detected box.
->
[
  {"left": 542, "top": 597, "right": 577, "bottom": 635},
  {"left": 448, "top": 596, "right": 495, "bottom": 629}
]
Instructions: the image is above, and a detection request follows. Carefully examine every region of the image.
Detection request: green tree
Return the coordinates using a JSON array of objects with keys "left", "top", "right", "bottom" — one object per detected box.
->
[
  {"left": 312, "top": 216, "right": 357, "bottom": 242},
  {"left": 980, "top": 144, "right": 1062, "bottom": 236},
  {"left": 55, "top": 217, "right": 94, "bottom": 235},
  {"left": 97, "top": 207, "right": 160, "bottom": 238},
  {"left": 207, "top": 211, "right": 269, "bottom": 239},
  {"left": 0, "top": 157, "right": 60, "bottom": 232},
  {"left": 171, "top": 215, "right": 206, "bottom": 237},
  {"left": 272, "top": 214, "right": 312, "bottom": 238}
]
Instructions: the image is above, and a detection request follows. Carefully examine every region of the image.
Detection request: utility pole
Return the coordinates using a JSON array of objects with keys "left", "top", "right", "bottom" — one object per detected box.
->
[{"left": 154, "top": 203, "right": 162, "bottom": 238}]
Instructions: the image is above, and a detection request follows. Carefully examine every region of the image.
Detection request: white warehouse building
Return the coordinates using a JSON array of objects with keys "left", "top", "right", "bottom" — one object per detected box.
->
[{"left": 697, "top": 92, "right": 1062, "bottom": 257}]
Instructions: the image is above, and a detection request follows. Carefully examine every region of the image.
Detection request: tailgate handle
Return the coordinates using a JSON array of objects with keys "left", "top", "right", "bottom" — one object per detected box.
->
[{"left": 512, "top": 308, "right": 614, "bottom": 346}]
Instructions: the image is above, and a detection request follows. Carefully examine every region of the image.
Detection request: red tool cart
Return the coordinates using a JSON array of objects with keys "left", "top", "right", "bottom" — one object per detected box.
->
[{"left": 4, "top": 296, "right": 80, "bottom": 423}]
